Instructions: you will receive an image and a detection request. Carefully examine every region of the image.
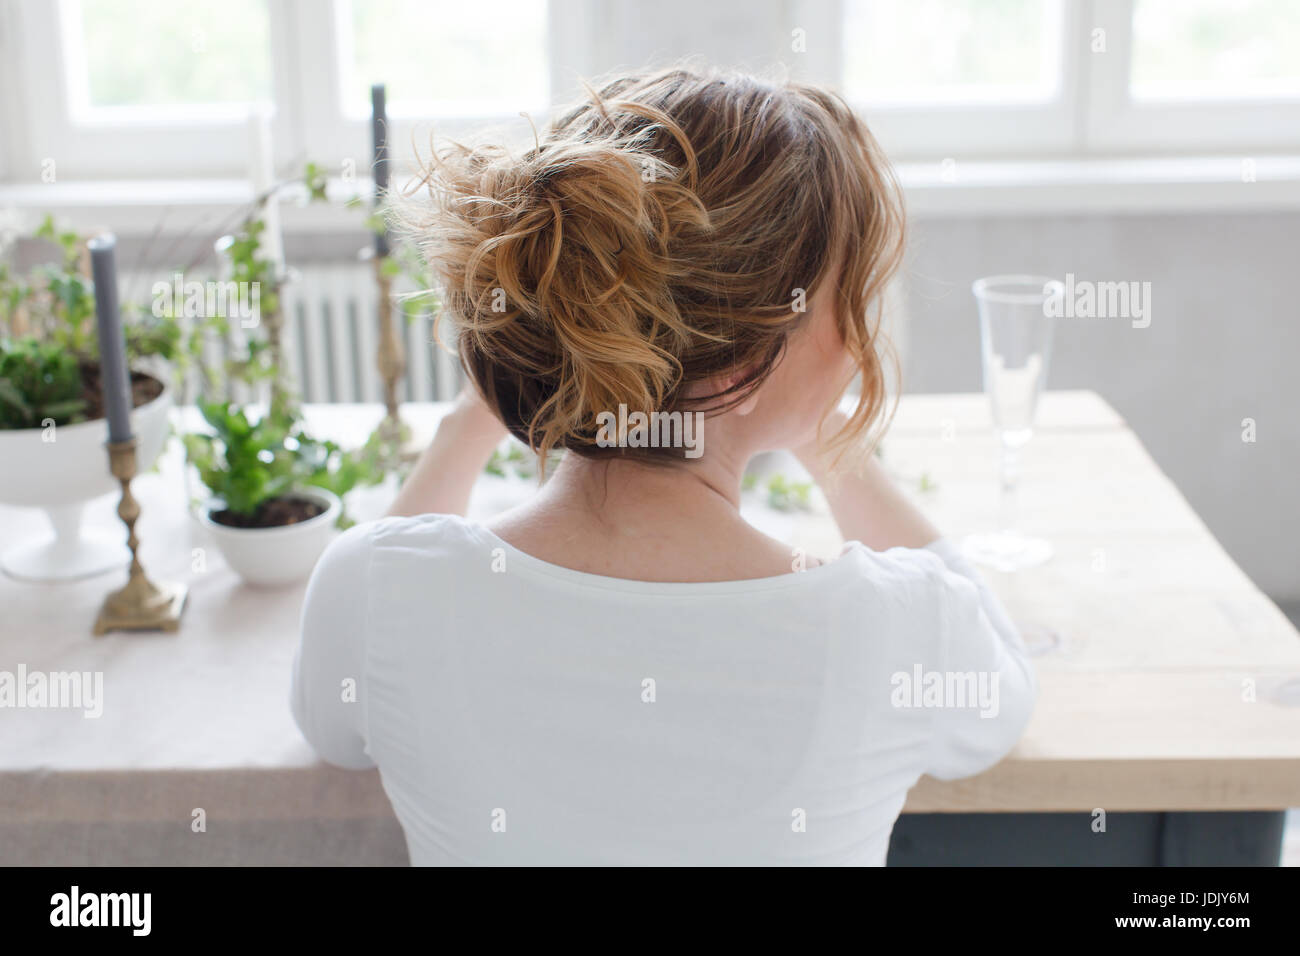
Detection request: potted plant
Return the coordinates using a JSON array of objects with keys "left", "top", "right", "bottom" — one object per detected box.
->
[
  {"left": 183, "top": 399, "right": 375, "bottom": 586},
  {"left": 182, "top": 189, "right": 387, "bottom": 587},
  {"left": 0, "top": 217, "right": 178, "bottom": 580}
]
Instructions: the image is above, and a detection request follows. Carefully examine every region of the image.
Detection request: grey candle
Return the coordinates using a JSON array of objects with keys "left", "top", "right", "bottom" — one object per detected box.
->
[
  {"left": 371, "top": 82, "right": 390, "bottom": 258},
  {"left": 88, "top": 234, "right": 133, "bottom": 444}
]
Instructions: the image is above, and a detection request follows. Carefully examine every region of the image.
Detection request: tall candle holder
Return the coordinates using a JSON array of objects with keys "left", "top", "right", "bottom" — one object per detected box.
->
[
  {"left": 374, "top": 253, "right": 406, "bottom": 443},
  {"left": 93, "top": 439, "right": 187, "bottom": 635},
  {"left": 358, "top": 247, "right": 418, "bottom": 470},
  {"left": 367, "top": 82, "right": 417, "bottom": 467}
]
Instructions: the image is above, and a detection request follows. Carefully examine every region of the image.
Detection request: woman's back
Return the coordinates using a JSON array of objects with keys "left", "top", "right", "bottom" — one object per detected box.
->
[
  {"left": 292, "top": 65, "right": 1038, "bottom": 865},
  {"left": 293, "top": 514, "right": 1035, "bottom": 866}
]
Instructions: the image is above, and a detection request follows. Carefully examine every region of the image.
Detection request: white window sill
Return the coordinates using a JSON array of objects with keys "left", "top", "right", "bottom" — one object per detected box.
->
[
  {"left": 896, "top": 155, "right": 1300, "bottom": 217},
  {"left": 2, "top": 156, "right": 1298, "bottom": 236}
]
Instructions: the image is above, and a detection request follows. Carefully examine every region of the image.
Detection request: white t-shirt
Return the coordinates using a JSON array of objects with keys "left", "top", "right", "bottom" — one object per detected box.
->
[{"left": 292, "top": 513, "right": 1036, "bottom": 865}]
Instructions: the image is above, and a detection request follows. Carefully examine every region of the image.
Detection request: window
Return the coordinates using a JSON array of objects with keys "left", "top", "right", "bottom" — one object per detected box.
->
[
  {"left": 69, "top": 0, "right": 273, "bottom": 118},
  {"left": 842, "top": 0, "right": 1063, "bottom": 106},
  {"left": 338, "top": 0, "right": 548, "bottom": 119},
  {"left": 1087, "top": 0, "right": 1300, "bottom": 151},
  {"left": 0, "top": 0, "right": 1296, "bottom": 185},
  {"left": 1130, "top": 0, "right": 1300, "bottom": 101},
  {"left": 836, "top": 0, "right": 1300, "bottom": 158},
  {"left": 3, "top": 0, "right": 559, "bottom": 180},
  {"left": 839, "top": 0, "right": 1077, "bottom": 157}
]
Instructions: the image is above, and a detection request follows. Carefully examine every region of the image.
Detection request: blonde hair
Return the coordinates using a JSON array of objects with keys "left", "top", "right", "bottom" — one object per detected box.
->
[{"left": 402, "top": 66, "right": 904, "bottom": 465}]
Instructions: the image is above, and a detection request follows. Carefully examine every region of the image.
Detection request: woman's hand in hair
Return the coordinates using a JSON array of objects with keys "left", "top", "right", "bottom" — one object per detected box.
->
[
  {"left": 449, "top": 383, "right": 504, "bottom": 435},
  {"left": 793, "top": 415, "right": 940, "bottom": 552},
  {"left": 387, "top": 386, "right": 508, "bottom": 518}
]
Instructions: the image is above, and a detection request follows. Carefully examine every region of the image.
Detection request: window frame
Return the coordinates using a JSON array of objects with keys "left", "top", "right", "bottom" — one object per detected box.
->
[
  {"left": 8, "top": 0, "right": 300, "bottom": 179},
  {"left": 292, "top": 0, "right": 573, "bottom": 189},
  {"left": 1085, "top": 0, "right": 1300, "bottom": 154},
  {"left": 839, "top": 0, "right": 1088, "bottom": 160},
  {"left": 1, "top": 0, "right": 1298, "bottom": 189}
]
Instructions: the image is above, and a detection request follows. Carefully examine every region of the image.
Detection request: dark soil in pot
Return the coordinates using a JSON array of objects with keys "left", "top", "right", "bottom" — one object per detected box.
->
[
  {"left": 211, "top": 495, "right": 327, "bottom": 529},
  {"left": 80, "top": 361, "right": 165, "bottom": 420}
]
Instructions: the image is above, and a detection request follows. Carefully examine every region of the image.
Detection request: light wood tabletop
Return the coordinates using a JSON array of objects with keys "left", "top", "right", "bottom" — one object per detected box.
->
[
  {"left": 2, "top": 391, "right": 1297, "bottom": 864},
  {"left": 878, "top": 392, "right": 1300, "bottom": 812}
]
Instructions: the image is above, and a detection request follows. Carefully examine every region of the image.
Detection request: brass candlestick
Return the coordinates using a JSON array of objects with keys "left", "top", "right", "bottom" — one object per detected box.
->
[
  {"left": 93, "top": 439, "right": 187, "bottom": 635},
  {"left": 375, "top": 254, "right": 405, "bottom": 433},
  {"left": 372, "top": 253, "right": 419, "bottom": 465}
]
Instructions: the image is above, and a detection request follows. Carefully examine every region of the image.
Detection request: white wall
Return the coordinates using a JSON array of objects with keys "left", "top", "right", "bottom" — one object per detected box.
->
[{"left": 900, "top": 210, "right": 1300, "bottom": 603}]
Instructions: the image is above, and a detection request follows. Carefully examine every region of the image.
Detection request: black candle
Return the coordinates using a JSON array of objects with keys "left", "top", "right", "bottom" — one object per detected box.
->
[
  {"left": 371, "top": 83, "right": 390, "bottom": 258},
  {"left": 88, "top": 234, "right": 133, "bottom": 444}
]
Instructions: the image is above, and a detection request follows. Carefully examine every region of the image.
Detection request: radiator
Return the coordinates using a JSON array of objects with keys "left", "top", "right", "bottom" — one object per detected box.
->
[
  {"left": 280, "top": 263, "right": 462, "bottom": 405},
  {"left": 123, "top": 263, "right": 461, "bottom": 405}
]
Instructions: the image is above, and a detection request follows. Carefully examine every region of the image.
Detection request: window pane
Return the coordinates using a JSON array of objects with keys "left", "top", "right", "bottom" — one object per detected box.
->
[
  {"left": 71, "top": 0, "right": 271, "bottom": 109},
  {"left": 842, "top": 0, "right": 1063, "bottom": 105},
  {"left": 1131, "top": 0, "right": 1300, "bottom": 100},
  {"left": 341, "top": 0, "right": 549, "bottom": 117}
]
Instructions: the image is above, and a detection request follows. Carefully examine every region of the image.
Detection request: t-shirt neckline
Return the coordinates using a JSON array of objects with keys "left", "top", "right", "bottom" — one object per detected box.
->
[{"left": 455, "top": 515, "right": 861, "bottom": 596}]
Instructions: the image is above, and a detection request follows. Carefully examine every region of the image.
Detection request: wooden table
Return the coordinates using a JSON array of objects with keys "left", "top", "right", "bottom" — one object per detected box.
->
[{"left": 2, "top": 391, "right": 1298, "bottom": 865}]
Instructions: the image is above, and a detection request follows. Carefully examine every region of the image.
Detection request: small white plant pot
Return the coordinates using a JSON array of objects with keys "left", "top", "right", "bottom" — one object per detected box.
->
[
  {"left": 196, "top": 487, "right": 340, "bottom": 588},
  {"left": 0, "top": 383, "right": 173, "bottom": 582}
]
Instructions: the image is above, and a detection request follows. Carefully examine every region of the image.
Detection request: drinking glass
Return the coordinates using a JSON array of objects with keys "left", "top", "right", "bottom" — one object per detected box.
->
[{"left": 963, "top": 275, "right": 1061, "bottom": 574}]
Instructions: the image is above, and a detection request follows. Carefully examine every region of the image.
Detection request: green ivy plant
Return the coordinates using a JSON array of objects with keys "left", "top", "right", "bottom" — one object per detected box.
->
[
  {"left": 0, "top": 216, "right": 181, "bottom": 367},
  {"left": 738, "top": 449, "right": 939, "bottom": 509},
  {"left": 182, "top": 161, "right": 421, "bottom": 527},
  {"left": 763, "top": 473, "right": 814, "bottom": 512},
  {"left": 484, "top": 442, "right": 530, "bottom": 479},
  {"left": 738, "top": 470, "right": 814, "bottom": 511},
  {"left": 0, "top": 216, "right": 184, "bottom": 433},
  {"left": 483, "top": 439, "right": 563, "bottom": 481},
  {"left": 0, "top": 337, "right": 87, "bottom": 429},
  {"left": 183, "top": 399, "right": 374, "bottom": 527}
]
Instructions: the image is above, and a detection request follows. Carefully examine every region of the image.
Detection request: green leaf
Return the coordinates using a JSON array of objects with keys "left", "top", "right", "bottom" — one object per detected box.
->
[{"left": 0, "top": 338, "right": 85, "bottom": 429}]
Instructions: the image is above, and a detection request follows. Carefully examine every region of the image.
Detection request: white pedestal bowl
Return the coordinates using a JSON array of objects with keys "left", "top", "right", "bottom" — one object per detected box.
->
[{"left": 0, "top": 385, "right": 173, "bottom": 582}]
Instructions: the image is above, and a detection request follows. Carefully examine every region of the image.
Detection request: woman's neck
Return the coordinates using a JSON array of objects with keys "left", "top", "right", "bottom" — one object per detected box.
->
[
  {"left": 545, "top": 446, "right": 747, "bottom": 513},
  {"left": 486, "top": 442, "right": 815, "bottom": 582}
]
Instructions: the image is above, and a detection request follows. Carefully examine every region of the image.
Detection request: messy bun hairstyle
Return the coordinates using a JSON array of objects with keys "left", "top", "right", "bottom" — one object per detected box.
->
[{"left": 403, "top": 66, "right": 904, "bottom": 466}]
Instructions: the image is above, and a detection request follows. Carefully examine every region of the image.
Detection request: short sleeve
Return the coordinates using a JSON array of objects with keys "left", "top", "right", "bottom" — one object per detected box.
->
[
  {"left": 290, "top": 522, "right": 377, "bottom": 770},
  {"left": 919, "top": 538, "right": 1038, "bottom": 781}
]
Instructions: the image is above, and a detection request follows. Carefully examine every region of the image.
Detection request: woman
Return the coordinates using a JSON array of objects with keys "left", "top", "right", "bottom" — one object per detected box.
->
[{"left": 292, "top": 67, "right": 1036, "bottom": 865}]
